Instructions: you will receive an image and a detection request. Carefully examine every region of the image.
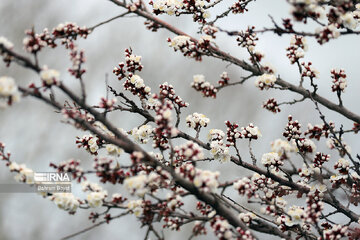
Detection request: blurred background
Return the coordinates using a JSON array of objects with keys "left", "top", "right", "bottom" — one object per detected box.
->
[{"left": 0, "top": 0, "right": 359, "bottom": 239}]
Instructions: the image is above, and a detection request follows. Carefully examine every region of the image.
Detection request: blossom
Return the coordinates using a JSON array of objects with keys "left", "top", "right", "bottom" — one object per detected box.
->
[
  {"left": 316, "top": 24, "right": 340, "bottom": 44},
  {"left": 211, "top": 217, "right": 233, "bottom": 239},
  {"left": 285, "top": 205, "right": 305, "bottom": 226},
  {"left": 341, "top": 13, "right": 357, "bottom": 30},
  {"left": 0, "top": 36, "right": 14, "bottom": 49},
  {"left": 193, "top": 169, "right": 219, "bottom": 192},
  {"left": 127, "top": 199, "right": 143, "bottom": 217},
  {"left": 291, "top": 138, "right": 316, "bottom": 153},
  {"left": 186, "top": 112, "right": 210, "bottom": 129},
  {"left": 174, "top": 141, "right": 204, "bottom": 161},
  {"left": 331, "top": 68, "right": 347, "bottom": 92},
  {"left": 105, "top": 144, "right": 123, "bottom": 156},
  {"left": 87, "top": 191, "right": 107, "bottom": 208},
  {"left": 271, "top": 139, "right": 295, "bottom": 157},
  {"left": 239, "top": 212, "right": 257, "bottom": 225},
  {"left": 76, "top": 134, "right": 99, "bottom": 154},
  {"left": 40, "top": 68, "right": 60, "bottom": 86},
  {"left": 210, "top": 141, "right": 230, "bottom": 163},
  {"left": 124, "top": 174, "right": 148, "bottom": 197},
  {"left": 241, "top": 123, "right": 262, "bottom": 139},
  {"left": 261, "top": 152, "right": 283, "bottom": 169},
  {"left": 0, "top": 76, "right": 20, "bottom": 107},
  {"left": 255, "top": 73, "right": 276, "bottom": 90},
  {"left": 208, "top": 129, "right": 225, "bottom": 142},
  {"left": 50, "top": 193, "right": 80, "bottom": 213},
  {"left": 191, "top": 74, "right": 217, "bottom": 98},
  {"left": 169, "top": 35, "right": 192, "bottom": 51},
  {"left": 81, "top": 181, "right": 103, "bottom": 192},
  {"left": 13, "top": 164, "right": 34, "bottom": 184},
  {"left": 131, "top": 124, "right": 153, "bottom": 144}
]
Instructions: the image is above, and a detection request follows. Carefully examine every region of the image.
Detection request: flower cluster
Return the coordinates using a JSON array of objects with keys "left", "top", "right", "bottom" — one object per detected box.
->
[
  {"left": 124, "top": 74, "right": 151, "bottom": 98},
  {"left": 153, "top": 99, "right": 176, "bottom": 149},
  {"left": 76, "top": 134, "right": 101, "bottom": 155},
  {"left": 202, "top": 25, "right": 218, "bottom": 38},
  {"left": 132, "top": 125, "right": 153, "bottom": 144},
  {"left": 241, "top": 123, "right": 262, "bottom": 140},
  {"left": 218, "top": 72, "right": 229, "bottom": 86},
  {"left": 150, "top": 0, "right": 211, "bottom": 23},
  {"left": 8, "top": 162, "right": 34, "bottom": 184},
  {"left": 124, "top": 172, "right": 159, "bottom": 197},
  {"left": 113, "top": 49, "right": 143, "bottom": 80},
  {"left": 255, "top": 73, "right": 276, "bottom": 90},
  {"left": 225, "top": 121, "right": 241, "bottom": 146},
  {"left": 301, "top": 62, "right": 319, "bottom": 79},
  {"left": 23, "top": 28, "right": 50, "bottom": 54},
  {"left": 285, "top": 205, "right": 305, "bottom": 227},
  {"left": 231, "top": 0, "right": 249, "bottom": 14},
  {"left": 186, "top": 112, "right": 210, "bottom": 130},
  {"left": 124, "top": 48, "right": 143, "bottom": 74},
  {"left": 234, "top": 177, "right": 258, "bottom": 199},
  {"left": 168, "top": 36, "right": 202, "bottom": 61},
  {"left": 286, "top": 35, "right": 307, "bottom": 64},
  {"left": 208, "top": 129, "right": 230, "bottom": 163},
  {"left": 82, "top": 181, "right": 108, "bottom": 208},
  {"left": 0, "top": 76, "right": 20, "bottom": 107},
  {"left": 174, "top": 141, "right": 204, "bottom": 161},
  {"left": 236, "top": 26, "right": 258, "bottom": 52},
  {"left": 68, "top": 47, "right": 86, "bottom": 79},
  {"left": 304, "top": 122, "right": 334, "bottom": 140},
  {"left": 312, "top": 152, "right": 330, "bottom": 168},
  {"left": 93, "top": 157, "right": 127, "bottom": 184},
  {"left": 193, "top": 169, "right": 220, "bottom": 193},
  {"left": 292, "top": 138, "right": 317, "bottom": 153},
  {"left": 261, "top": 152, "right": 283, "bottom": 170},
  {"left": 315, "top": 24, "right": 340, "bottom": 44},
  {"left": 105, "top": 143, "right": 123, "bottom": 156},
  {"left": 191, "top": 74, "right": 217, "bottom": 98},
  {"left": 323, "top": 225, "right": 349, "bottom": 240},
  {"left": 331, "top": 68, "right": 347, "bottom": 92},
  {"left": 40, "top": 68, "right": 60, "bottom": 87},
  {"left": 52, "top": 22, "right": 90, "bottom": 42},
  {"left": 271, "top": 139, "right": 295, "bottom": 159},
  {"left": 334, "top": 158, "right": 350, "bottom": 175},
  {"left": 159, "top": 82, "right": 188, "bottom": 108},
  {"left": 305, "top": 185, "right": 325, "bottom": 223},
  {"left": 112, "top": 49, "right": 150, "bottom": 98},
  {"left": 238, "top": 212, "right": 257, "bottom": 226},
  {"left": 49, "top": 193, "right": 80, "bottom": 214},
  {"left": 289, "top": 0, "right": 325, "bottom": 23},
  {"left": 0, "top": 36, "right": 14, "bottom": 66},
  {"left": 283, "top": 115, "right": 302, "bottom": 141},
  {"left": 262, "top": 98, "right": 281, "bottom": 113},
  {"left": 210, "top": 217, "right": 233, "bottom": 239}
]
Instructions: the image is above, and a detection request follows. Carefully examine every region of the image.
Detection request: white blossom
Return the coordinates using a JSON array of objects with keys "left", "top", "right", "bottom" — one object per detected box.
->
[
  {"left": 40, "top": 69, "right": 60, "bottom": 86},
  {"left": 194, "top": 169, "right": 219, "bottom": 192},
  {"left": 255, "top": 73, "right": 276, "bottom": 90},
  {"left": 186, "top": 112, "right": 210, "bottom": 129},
  {"left": 131, "top": 124, "right": 153, "bottom": 144},
  {"left": 50, "top": 193, "right": 79, "bottom": 213},
  {"left": 87, "top": 191, "right": 107, "bottom": 208},
  {"left": 0, "top": 36, "right": 14, "bottom": 49},
  {"left": 0, "top": 76, "right": 20, "bottom": 107}
]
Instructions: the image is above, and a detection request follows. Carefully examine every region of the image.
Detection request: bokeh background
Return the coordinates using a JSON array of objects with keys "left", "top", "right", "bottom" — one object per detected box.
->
[{"left": 0, "top": 0, "right": 359, "bottom": 239}]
